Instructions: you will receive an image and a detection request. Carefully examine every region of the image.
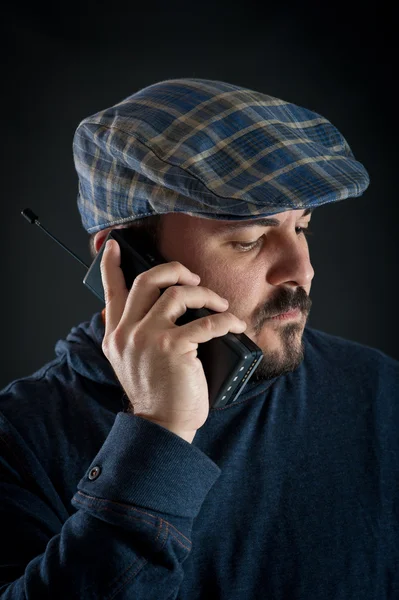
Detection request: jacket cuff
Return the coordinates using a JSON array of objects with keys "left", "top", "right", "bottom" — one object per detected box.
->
[{"left": 75, "top": 412, "right": 221, "bottom": 518}]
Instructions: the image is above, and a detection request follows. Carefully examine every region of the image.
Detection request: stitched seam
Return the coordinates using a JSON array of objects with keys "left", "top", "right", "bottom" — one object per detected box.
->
[
  {"left": 86, "top": 212, "right": 159, "bottom": 233},
  {"left": 74, "top": 493, "right": 191, "bottom": 550},
  {"left": 75, "top": 126, "right": 217, "bottom": 199},
  {"left": 75, "top": 491, "right": 191, "bottom": 543},
  {"left": 74, "top": 142, "right": 195, "bottom": 184},
  {"left": 77, "top": 122, "right": 279, "bottom": 203}
]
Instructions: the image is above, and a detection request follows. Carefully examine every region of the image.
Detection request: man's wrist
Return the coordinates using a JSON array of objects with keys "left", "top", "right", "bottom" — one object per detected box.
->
[{"left": 134, "top": 415, "right": 197, "bottom": 443}]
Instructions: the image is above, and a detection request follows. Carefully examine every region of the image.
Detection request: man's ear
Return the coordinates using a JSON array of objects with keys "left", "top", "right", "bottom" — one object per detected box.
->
[
  {"left": 93, "top": 227, "right": 114, "bottom": 254},
  {"left": 93, "top": 224, "right": 132, "bottom": 254}
]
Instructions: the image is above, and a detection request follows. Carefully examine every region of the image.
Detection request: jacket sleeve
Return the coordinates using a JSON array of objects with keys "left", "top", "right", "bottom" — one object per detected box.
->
[{"left": 0, "top": 412, "right": 221, "bottom": 599}]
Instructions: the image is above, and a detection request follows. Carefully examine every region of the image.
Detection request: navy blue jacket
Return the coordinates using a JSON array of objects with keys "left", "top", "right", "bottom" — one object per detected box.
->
[{"left": 0, "top": 312, "right": 398, "bottom": 599}]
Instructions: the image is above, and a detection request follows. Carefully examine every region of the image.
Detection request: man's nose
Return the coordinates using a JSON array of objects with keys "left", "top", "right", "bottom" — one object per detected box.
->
[{"left": 265, "top": 235, "right": 314, "bottom": 289}]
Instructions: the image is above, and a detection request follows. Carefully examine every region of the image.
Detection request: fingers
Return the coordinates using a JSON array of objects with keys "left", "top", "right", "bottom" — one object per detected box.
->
[
  {"left": 101, "top": 248, "right": 203, "bottom": 334},
  {"left": 143, "top": 284, "right": 247, "bottom": 353},
  {"left": 100, "top": 246, "right": 246, "bottom": 354},
  {"left": 181, "top": 311, "right": 247, "bottom": 349},
  {"left": 146, "top": 284, "right": 231, "bottom": 327},
  {"left": 119, "top": 261, "right": 202, "bottom": 330},
  {"left": 100, "top": 240, "right": 129, "bottom": 337}
]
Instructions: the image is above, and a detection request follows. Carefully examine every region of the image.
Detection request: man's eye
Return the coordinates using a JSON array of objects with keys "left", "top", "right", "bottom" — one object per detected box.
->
[
  {"left": 231, "top": 227, "right": 312, "bottom": 252},
  {"left": 296, "top": 226, "right": 312, "bottom": 236},
  {"left": 231, "top": 238, "right": 263, "bottom": 252}
]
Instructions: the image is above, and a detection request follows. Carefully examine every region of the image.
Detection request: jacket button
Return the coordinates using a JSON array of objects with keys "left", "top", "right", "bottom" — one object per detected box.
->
[{"left": 88, "top": 466, "right": 101, "bottom": 480}]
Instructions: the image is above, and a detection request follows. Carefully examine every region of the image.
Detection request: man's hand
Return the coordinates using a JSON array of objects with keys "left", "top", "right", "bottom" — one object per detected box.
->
[{"left": 100, "top": 239, "right": 247, "bottom": 443}]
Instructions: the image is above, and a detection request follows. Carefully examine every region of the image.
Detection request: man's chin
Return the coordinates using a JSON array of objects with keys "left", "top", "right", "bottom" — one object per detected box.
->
[{"left": 251, "top": 321, "right": 306, "bottom": 381}]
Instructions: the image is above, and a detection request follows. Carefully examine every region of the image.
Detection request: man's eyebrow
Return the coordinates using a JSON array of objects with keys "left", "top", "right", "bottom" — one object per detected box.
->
[{"left": 215, "top": 208, "right": 313, "bottom": 235}]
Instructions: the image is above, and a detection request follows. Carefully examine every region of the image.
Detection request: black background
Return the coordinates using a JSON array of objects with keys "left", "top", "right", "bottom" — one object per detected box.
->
[{"left": 1, "top": 2, "right": 397, "bottom": 389}]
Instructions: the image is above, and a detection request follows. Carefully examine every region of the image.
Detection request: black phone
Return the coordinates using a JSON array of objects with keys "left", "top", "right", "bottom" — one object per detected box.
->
[{"left": 83, "top": 228, "right": 263, "bottom": 409}]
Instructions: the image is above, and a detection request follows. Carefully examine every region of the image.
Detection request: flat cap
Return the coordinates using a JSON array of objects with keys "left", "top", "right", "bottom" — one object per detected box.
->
[{"left": 73, "top": 78, "right": 370, "bottom": 233}]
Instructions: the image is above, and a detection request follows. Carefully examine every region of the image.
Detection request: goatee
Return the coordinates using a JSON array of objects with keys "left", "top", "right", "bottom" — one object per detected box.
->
[{"left": 251, "top": 287, "right": 312, "bottom": 381}]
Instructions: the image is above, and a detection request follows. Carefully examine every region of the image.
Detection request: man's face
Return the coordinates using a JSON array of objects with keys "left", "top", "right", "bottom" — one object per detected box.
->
[{"left": 158, "top": 208, "right": 314, "bottom": 381}]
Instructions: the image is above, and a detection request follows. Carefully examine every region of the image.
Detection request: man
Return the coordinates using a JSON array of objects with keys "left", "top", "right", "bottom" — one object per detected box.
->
[{"left": 0, "top": 79, "right": 398, "bottom": 599}]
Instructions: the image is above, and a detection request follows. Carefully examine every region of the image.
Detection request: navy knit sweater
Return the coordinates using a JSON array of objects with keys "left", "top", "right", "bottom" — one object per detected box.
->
[{"left": 0, "top": 312, "right": 398, "bottom": 599}]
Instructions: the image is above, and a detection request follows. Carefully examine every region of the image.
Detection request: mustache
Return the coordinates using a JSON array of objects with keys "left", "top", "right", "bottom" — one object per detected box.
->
[{"left": 254, "top": 287, "right": 312, "bottom": 328}]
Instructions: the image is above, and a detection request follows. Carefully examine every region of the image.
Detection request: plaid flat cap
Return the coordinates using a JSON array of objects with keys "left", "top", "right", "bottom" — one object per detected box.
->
[{"left": 73, "top": 78, "right": 370, "bottom": 234}]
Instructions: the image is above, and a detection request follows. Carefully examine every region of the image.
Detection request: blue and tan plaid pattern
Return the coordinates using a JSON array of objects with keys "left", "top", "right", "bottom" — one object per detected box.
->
[{"left": 73, "top": 78, "right": 370, "bottom": 234}]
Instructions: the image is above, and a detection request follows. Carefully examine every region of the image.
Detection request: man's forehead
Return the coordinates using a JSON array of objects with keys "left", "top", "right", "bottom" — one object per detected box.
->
[
  {"left": 160, "top": 208, "right": 312, "bottom": 238},
  {"left": 204, "top": 208, "right": 313, "bottom": 235}
]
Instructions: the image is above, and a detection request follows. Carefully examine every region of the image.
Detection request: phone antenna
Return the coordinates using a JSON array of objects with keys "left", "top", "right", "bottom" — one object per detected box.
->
[{"left": 21, "top": 208, "right": 89, "bottom": 270}]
